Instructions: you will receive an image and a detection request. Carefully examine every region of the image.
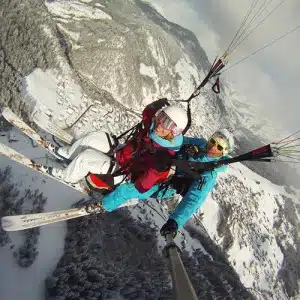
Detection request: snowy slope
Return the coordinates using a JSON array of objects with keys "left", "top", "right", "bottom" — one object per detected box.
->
[
  {"left": 0, "top": 129, "right": 88, "bottom": 300},
  {"left": 201, "top": 163, "right": 300, "bottom": 299}
]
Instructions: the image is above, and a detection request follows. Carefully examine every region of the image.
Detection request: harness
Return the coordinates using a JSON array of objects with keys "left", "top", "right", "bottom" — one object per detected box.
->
[
  {"left": 85, "top": 98, "right": 192, "bottom": 193},
  {"left": 151, "top": 143, "right": 209, "bottom": 198},
  {"left": 84, "top": 101, "right": 168, "bottom": 191}
]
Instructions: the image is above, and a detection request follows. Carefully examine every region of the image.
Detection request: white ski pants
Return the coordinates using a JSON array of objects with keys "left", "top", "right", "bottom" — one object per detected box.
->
[
  {"left": 61, "top": 131, "right": 112, "bottom": 159},
  {"left": 59, "top": 131, "right": 123, "bottom": 183}
]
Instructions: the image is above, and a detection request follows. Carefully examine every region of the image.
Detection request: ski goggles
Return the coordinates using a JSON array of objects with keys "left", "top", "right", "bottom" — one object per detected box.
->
[
  {"left": 155, "top": 111, "right": 182, "bottom": 135},
  {"left": 209, "top": 135, "right": 228, "bottom": 152}
]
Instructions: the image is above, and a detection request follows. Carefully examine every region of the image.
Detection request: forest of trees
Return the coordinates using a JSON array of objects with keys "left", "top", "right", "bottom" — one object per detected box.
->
[
  {"left": 0, "top": 166, "right": 47, "bottom": 268},
  {"left": 45, "top": 200, "right": 254, "bottom": 300},
  {"left": 277, "top": 195, "right": 300, "bottom": 297}
]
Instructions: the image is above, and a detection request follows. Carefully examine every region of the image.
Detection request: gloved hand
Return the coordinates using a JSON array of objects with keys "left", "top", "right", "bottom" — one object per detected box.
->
[
  {"left": 154, "top": 149, "right": 172, "bottom": 172},
  {"left": 183, "top": 144, "right": 201, "bottom": 158},
  {"left": 160, "top": 218, "right": 178, "bottom": 238}
]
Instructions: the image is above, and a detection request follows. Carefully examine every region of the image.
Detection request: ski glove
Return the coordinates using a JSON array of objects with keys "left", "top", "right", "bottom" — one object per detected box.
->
[
  {"left": 160, "top": 218, "right": 178, "bottom": 238},
  {"left": 183, "top": 143, "right": 201, "bottom": 159},
  {"left": 154, "top": 149, "right": 173, "bottom": 172}
]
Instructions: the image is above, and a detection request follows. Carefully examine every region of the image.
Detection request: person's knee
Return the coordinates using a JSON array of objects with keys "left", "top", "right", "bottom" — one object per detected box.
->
[
  {"left": 82, "top": 131, "right": 111, "bottom": 153},
  {"left": 80, "top": 131, "right": 99, "bottom": 143},
  {"left": 76, "top": 149, "right": 100, "bottom": 161},
  {"left": 85, "top": 131, "right": 107, "bottom": 141},
  {"left": 77, "top": 149, "right": 113, "bottom": 174}
]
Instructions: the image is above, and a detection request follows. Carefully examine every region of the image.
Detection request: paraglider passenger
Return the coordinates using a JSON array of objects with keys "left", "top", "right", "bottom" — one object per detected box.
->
[{"left": 48, "top": 99, "right": 188, "bottom": 204}]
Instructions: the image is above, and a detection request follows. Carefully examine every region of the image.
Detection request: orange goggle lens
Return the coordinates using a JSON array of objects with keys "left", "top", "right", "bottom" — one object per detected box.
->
[{"left": 155, "top": 111, "right": 182, "bottom": 135}]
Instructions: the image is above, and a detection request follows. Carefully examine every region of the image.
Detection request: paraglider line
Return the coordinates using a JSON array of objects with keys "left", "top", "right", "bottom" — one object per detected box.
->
[
  {"left": 277, "top": 154, "right": 300, "bottom": 162},
  {"left": 277, "top": 144, "right": 300, "bottom": 150},
  {"left": 229, "top": 0, "right": 286, "bottom": 55},
  {"left": 274, "top": 129, "right": 300, "bottom": 144},
  {"left": 223, "top": 24, "right": 300, "bottom": 72},
  {"left": 227, "top": 0, "right": 272, "bottom": 53},
  {"left": 223, "top": 0, "right": 259, "bottom": 55},
  {"left": 279, "top": 149, "right": 300, "bottom": 154},
  {"left": 276, "top": 137, "right": 300, "bottom": 149},
  {"left": 274, "top": 160, "right": 300, "bottom": 164}
]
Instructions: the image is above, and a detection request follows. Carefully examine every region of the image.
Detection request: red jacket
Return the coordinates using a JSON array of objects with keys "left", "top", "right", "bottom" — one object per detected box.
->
[{"left": 116, "top": 100, "right": 174, "bottom": 193}]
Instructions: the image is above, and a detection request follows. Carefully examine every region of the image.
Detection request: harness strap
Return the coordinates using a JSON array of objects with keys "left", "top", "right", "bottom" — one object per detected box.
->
[
  {"left": 106, "top": 132, "right": 120, "bottom": 155},
  {"left": 107, "top": 157, "right": 116, "bottom": 174},
  {"left": 105, "top": 132, "right": 113, "bottom": 151}
]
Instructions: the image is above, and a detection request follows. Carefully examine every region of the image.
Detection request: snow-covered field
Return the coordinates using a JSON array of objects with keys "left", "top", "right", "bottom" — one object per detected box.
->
[
  {"left": 201, "top": 163, "right": 295, "bottom": 299},
  {"left": 45, "top": 0, "right": 112, "bottom": 21},
  {"left": 0, "top": 130, "right": 88, "bottom": 299}
]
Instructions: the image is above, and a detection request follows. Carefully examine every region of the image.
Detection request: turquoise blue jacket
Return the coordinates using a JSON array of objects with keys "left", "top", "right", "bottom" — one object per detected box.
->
[
  {"left": 102, "top": 136, "right": 227, "bottom": 230},
  {"left": 169, "top": 137, "right": 228, "bottom": 228}
]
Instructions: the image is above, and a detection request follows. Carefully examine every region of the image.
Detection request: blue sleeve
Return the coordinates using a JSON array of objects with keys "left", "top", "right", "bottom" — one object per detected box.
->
[
  {"left": 169, "top": 175, "right": 217, "bottom": 228},
  {"left": 183, "top": 136, "right": 207, "bottom": 147},
  {"left": 102, "top": 182, "right": 160, "bottom": 211},
  {"left": 154, "top": 187, "right": 176, "bottom": 199},
  {"left": 201, "top": 164, "right": 228, "bottom": 177}
]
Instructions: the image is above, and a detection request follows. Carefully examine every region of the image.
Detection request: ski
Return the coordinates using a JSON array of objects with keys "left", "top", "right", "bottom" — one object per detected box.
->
[
  {"left": 2, "top": 203, "right": 104, "bottom": 231},
  {"left": 33, "top": 111, "right": 74, "bottom": 144},
  {"left": 1, "top": 107, "right": 69, "bottom": 160},
  {"left": 0, "top": 141, "right": 90, "bottom": 194},
  {"left": 0, "top": 143, "right": 139, "bottom": 231}
]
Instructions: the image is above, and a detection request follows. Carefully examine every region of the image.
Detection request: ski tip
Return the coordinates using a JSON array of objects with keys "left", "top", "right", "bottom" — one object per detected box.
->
[
  {"left": 1, "top": 216, "right": 18, "bottom": 232},
  {"left": 1, "top": 106, "right": 7, "bottom": 115},
  {"left": 1, "top": 106, "right": 12, "bottom": 115}
]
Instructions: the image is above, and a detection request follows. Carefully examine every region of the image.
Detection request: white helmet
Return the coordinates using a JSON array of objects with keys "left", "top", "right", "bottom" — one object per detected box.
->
[
  {"left": 155, "top": 105, "right": 188, "bottom": 135},
  {"left": 211, "top": 128, "right": 234, "bottom": 154}
]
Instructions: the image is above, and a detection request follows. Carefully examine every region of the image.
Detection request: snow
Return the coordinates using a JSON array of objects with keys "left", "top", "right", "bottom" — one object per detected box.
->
[
  {"left": 139, "top": 63, "right": 161, "bottom": 104},
  {"left": 0, "top": 130, "right": 87, "bottom": 300},
  {"left": 200, "top": 163, "right": 290, "bottom": 299},
  {"left": 97, "top": 38, "right": 106, "bottom": 43},
  {"left": 147, "top": 33, "right": 167, "bottom": 66},
  {"left": 45, "top": 0, "right": 112, "bottom": 20},
  {"left": 201, "top": 196, "right": 220, "bottom": 237},
  {"left": 174, "top": 54, "right": 202, "bottom": 97},
  {"left": 94, "top": 3, "right": 105, "bottom": 8},
  {"left": 139, "top": 63, "right": 157, "bottom": 78},
  {"left": 25, "top": 68, "right": 89, "bottom": 131},
  {"left": 57, "top": 23, "right": 80, "bottom": 42},
  {"left": 25, "top": 69, "right": 58, "bottom": 108}
]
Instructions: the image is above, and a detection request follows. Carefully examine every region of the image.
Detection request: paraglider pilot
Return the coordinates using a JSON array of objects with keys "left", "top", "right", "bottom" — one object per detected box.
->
[{"left": 160, "top": 129, "right": 234, "bottom": 238}]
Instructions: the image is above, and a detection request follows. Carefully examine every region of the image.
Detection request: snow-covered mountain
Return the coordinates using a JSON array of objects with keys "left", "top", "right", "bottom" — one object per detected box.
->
[{"left": 0, "top": 0, "right": 300, "bottom": 299}]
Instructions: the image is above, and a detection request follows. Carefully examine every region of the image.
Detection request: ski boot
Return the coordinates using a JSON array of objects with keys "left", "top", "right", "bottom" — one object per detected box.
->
[
  {"left": 53, "top": 146, "right": 72, "bottom": 164},
  {"left": 85, "top": 202, "right": 105, "bottom": 214}
]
